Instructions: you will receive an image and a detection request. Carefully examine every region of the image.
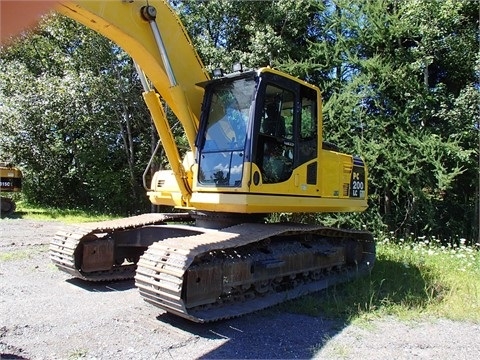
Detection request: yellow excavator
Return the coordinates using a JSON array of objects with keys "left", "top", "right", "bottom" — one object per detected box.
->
[
  {"left": 47, "top": 0, "right": 375, "bottom": 322},
  {"left": 0, "top": 163, "right": 22, "bottom": 216}
]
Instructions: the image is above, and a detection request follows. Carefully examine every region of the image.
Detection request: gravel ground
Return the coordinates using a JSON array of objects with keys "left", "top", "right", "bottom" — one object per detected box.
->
[{"left": 1, "top": 218, "right": 479, "bottom": 360}]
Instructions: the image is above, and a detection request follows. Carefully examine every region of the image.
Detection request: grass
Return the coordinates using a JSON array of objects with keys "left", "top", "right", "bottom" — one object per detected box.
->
[
  {"left": 68, "top": 348, "right": 88, "bottom": 359},
  {"left": 0, "top": 244, "right": 49, "bottom": 262},
  {"left": 9, "top": 201, "right": 119, "bottom": 223},
  {"left": 284, "top": 234, "right": 480, "bottom": 323},
  {"left": 0, "top": 248, "right": 35, "bottom": 262}
]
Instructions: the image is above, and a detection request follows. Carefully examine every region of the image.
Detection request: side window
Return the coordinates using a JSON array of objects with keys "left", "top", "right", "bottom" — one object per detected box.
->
[
  {"left": 257, "top": 84, "right": 295, "bottom": 184},
  {"left": 260, "top": 85, "right": 294, "bottom": 140},
  {"left": 298, "top": 87, "right": 318, "bottom": 164}
]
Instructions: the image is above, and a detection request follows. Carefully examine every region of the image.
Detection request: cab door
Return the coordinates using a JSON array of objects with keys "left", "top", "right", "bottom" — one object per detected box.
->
[{"left": 250, "top": 72, "right": 319, "bottom": 195}]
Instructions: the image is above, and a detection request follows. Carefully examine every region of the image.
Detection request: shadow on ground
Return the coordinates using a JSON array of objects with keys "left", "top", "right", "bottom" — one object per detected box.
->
[
  {"left": 0, "top": 212, "right": 24, "bottom": 219},
  {"left": 158, "top": 310, "right": 345, "bottom": 359},
  {"left": 66, "top": 278, "right": 135, "bottom": 292},
  {"left": 56, "top": 242, "right": 435, "bottom": 358},
  {"left": 151, "top": 257, "right": 433, "bottom": 359}
]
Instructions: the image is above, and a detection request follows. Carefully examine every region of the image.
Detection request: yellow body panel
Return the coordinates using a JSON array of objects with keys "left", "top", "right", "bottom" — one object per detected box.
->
[
  {"left": 0, "top": 165, "right": 22, "bottom": 193},
  {"left": 149, "top": 148, "right": 367, "bottom": 213},
  {"left": 188, "top": 151, "right": 367, "bottom": 213},
  {"left": 189, "top": 192, "right": 366, "bottom": 213}
]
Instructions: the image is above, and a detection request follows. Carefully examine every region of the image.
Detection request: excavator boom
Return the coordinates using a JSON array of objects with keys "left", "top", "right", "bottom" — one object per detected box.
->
[
  {"left": 58, "top": 0, "right": 208, "bottom": 147},
  {"left": 57, "top": 0, "right": 209, "bottom": 205}
]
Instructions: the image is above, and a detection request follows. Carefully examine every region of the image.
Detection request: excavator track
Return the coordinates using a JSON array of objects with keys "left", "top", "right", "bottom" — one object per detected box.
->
[
  {"left": 135, "top": 223, "right": 375, "bottom": 322},
  {"left": 49, "top": 213, "right": 192, "bottom": 281}
]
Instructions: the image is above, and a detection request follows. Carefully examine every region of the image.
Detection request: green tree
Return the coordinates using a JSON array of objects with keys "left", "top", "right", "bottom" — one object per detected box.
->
[
  {"left": 0, "top": 15, "right": 152, "bottom": 214},
  {"left": 300, "top": 0, "right": 477, "bottom": 239},
  {"left": 172, "top": 0, "right": 316, "bottom": 70}
]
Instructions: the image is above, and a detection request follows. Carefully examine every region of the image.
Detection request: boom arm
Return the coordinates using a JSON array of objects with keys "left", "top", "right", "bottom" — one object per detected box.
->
[{"left": 56, "top": 0, "right": 210, "bottom": 204}]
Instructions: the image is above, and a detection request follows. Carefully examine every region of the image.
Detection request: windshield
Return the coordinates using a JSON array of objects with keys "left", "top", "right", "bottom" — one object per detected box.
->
[
  {"left": 202, "top": 77, "right": 255, "bottom": 151},
  {"left": 198, "top": 76, "right": 256, "bottom": 186}
]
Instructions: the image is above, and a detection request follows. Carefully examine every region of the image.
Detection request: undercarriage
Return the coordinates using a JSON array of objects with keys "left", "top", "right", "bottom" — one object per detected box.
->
[{"left": 49, "top": 213, "right": 375, "bottom": 322}]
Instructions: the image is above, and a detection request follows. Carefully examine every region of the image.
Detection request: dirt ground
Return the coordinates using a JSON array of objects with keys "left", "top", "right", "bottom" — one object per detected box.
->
[{"left": 1, "top": 218, "right": 479, "bottom": 360}]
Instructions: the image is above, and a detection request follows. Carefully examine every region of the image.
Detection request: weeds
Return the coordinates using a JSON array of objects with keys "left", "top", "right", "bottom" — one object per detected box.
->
[
  {"left": 0, "top": 246, "right": 46, "bottom": 262},
  {"left": 11, "top": 201, "right": 118, "bottom": 223},
  {"left": 68, "top": 348, "right": 88, "bottom": 359},
  {"left": 285, "top": 233, "right": 480, "bottom": 322},
  {"left": 0, "top": 249, "right": 32, "bottom": 262}
]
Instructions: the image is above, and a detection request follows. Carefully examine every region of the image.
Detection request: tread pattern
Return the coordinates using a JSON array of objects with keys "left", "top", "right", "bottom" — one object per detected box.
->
[
  {"left": 49, "top": 213, "right": 192, "bottom": 281},
  {"left": 135, "top": 223, "right": 375, "bottom": 322}
]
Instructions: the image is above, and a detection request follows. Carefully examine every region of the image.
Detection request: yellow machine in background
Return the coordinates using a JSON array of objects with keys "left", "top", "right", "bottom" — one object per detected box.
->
[
  {"left": 48, "top": 0, "right": 375, "bottom": 322},
  {"left": 0, "top": 163, "right": 22, "bottom": 216}
]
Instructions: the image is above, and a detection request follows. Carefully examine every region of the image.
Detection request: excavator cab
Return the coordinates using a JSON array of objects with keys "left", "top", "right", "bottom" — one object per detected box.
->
[
  {"left": 191, "top": 67, "right": 368, "bottom": 215},
  {"left": 195, "top": 69, "right": 297, "bottom": 188},
  {"left": 195, "top": 72, "right": 252, "bottom": 187}
]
